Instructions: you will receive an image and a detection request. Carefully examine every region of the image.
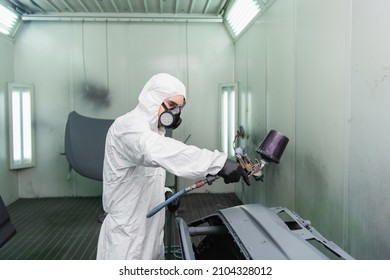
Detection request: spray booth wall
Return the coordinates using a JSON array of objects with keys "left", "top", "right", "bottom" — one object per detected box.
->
[
  {"left": 0, "top": 36, "right": 18, "bottom": 206},
  {"left": 235, "top": 0, "right": 390, "bottom": 260},
  {"left": 8, "top": 21, "right": 235, "bottom": 202}
]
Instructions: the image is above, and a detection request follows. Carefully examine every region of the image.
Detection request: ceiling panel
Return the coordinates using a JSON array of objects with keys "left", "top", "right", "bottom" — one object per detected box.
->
[{"left": 7, "top": 0, "right": 229, "bottom": 17}]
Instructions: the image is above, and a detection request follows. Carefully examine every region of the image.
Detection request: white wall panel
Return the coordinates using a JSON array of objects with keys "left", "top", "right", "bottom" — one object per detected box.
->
[
  {"left": 234, "top": 32, "right": 250, "bottom": 202},
  {"left": 0, "top": 36, "right": 18, "bottom": 205},
  {"left": 263, "top": 0, "right": 296, "bottom": 209},
  {"left": 294, "top": 0, "right": 350, "bottom": 246},
  {"left": 245, "top": 21, "right": 268, "bottom": 205},
  {"left": 234, "top": 20, "right": 268, "bottom": 204},
  {"left": 14, "top": 22, "right": 94, "bottom": 198},
  {"left": 349, "top": 0, "right": 390, "bottom": 259}
]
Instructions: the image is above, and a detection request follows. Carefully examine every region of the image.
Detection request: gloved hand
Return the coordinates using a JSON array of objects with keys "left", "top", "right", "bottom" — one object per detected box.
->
[
  {"left": 218, "top": 158, "right": 250, "bottom": 185},
  {"left": 165, "top": 188, "right": 180, "bottom": 213}
]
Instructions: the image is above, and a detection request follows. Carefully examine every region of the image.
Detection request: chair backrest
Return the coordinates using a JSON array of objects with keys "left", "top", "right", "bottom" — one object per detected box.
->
[
  {"left": 0, "top": 196, "right": 16, "bottom": 249},
  {"left": 64, "top": 111, "right": 114, "bottom": 181}
]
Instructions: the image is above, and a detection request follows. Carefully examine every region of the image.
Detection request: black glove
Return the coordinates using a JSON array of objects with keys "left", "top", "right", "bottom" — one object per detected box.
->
[
  {"left": 165, "top": 189, "right": 180, "bottom": 213},
  {"left": 218, "top": 158, "right": 249, "bottom": 185}
]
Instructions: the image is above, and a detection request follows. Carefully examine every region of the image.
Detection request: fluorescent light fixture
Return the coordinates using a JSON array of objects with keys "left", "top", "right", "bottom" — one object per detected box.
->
[
  {"left": 220, "top": 83, "right": 237, "bottom": 157},
  {"left": 225, "top": 0, "right": 261, "bottom": 37},
  {"left": 0, "top": 3, "right": 21, "bottom": 37},
  {"left": 8, "top": 83, "right": 35, "bottom": 169}
]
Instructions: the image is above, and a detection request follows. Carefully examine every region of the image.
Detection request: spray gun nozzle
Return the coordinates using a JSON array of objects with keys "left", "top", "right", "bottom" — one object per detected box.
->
[{"left": 251, "top": 159, "right": 267, "bottom": 181}]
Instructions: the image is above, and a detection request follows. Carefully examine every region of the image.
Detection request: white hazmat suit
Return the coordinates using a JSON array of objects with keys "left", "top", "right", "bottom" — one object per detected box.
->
[{"left": 96, "top": 73, "right": 227, "bottom": 260}]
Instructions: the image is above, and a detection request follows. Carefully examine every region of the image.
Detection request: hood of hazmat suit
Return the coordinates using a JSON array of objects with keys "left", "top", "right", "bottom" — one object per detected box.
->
[{"left": 97, "top": 73, "right": 227, "bottom": 260}]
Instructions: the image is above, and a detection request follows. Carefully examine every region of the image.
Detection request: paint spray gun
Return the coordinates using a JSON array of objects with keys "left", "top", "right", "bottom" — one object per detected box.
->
[
  {"left": 146, "top": 129, "right": 289, "bottom": 218},
  {"left": 235, "top": 129, "right": 290, "bottom": 185}
]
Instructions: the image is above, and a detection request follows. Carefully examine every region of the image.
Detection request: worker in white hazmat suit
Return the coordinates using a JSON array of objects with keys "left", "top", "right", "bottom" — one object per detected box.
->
[{"left": 96, "top": 73, "right": 246, "bottom": 260}]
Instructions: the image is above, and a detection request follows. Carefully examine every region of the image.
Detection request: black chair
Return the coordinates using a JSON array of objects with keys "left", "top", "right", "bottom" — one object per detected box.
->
[
  {"left": 0, "top": 196, "right": 16, "bottom": 249},
  {"left": 64, "top": 111, "right": 114, "bottom": 181}
]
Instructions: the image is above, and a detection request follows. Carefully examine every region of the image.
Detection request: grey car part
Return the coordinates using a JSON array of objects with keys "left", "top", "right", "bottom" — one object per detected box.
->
[{"left": 176, "top": 203, "right": 354, "bottom": 260}]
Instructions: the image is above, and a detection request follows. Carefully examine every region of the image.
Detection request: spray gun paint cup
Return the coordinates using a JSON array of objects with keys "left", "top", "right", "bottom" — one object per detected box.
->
[{"left": 256, "top": 130, "right": 289, "bottom": 164}]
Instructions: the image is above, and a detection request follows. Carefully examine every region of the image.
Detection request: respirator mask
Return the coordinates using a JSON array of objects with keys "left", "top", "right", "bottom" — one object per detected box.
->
[{"left": 159, "top": 102, "right": 183, "bottom": 129}]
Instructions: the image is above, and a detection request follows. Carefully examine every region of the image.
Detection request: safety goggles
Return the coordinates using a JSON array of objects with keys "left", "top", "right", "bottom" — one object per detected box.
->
[{"left": 162, "top": 99, "right": 186, "bottom": 110}]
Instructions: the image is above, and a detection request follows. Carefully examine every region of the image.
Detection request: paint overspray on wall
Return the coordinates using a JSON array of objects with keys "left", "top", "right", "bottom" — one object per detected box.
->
[{"left": 78, "top": 81, "right": 110, "bottom": 108}]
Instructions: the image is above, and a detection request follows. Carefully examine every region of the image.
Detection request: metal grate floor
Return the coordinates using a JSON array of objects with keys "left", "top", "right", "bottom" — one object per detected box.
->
[{"left": 0, "top": 193, "right": 241, "bottom": 260}]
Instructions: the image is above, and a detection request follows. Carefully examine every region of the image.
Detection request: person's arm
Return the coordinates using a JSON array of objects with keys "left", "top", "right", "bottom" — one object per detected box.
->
[{"left": 138, "top": 131, "right": 226, "bottom": 180}]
